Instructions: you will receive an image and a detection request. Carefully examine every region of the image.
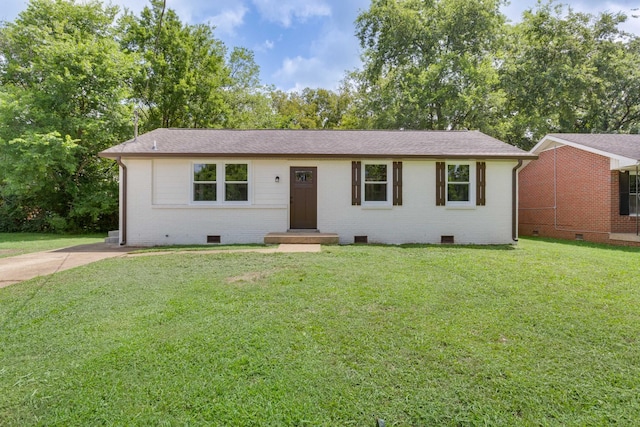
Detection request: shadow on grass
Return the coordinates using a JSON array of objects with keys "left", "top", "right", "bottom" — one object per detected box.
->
[
  {"left": 129, "top": 244, "right": 269, "bottom": 254},
  {"left": 519, "top": 236, "right": 640, "bottom": 253}
]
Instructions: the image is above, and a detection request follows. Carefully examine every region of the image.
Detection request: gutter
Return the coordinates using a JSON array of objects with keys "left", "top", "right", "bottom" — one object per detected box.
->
[
  {"left": 512, "top": 160, "right": 523, "bottom": 242},
  {"left": 115, "top": 156, "right": 127, "bottom": 245}
]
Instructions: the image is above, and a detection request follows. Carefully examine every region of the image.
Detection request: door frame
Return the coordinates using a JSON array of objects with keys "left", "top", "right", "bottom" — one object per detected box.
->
[{"left": 289, "top": 166, "right": 318, "bottom": 229}]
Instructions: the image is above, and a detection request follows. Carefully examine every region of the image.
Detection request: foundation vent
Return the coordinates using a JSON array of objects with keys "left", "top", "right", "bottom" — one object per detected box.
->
[
  {"left": 354, "top": 235, "right": 368, "bottom": 244},
  {"left": 441, "top": 235, "right": 455, "bottom": 244},
  {"left": 575, "top": 234, "right": 584, "bottom": 241},
  {"left": 532, "top": 229, "right": 539, "bottom": 237},
  {"left": 207, "top": 235, "right": 221, "bottom": 244}
]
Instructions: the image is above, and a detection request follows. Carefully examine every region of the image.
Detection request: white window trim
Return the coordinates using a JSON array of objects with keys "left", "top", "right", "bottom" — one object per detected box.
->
[
  {"left": 191, "top": 161, "right": 251, "bottom": 205},
  {"left": 446, "top": 161, "right": 476, "bottom": 208},
  {"left": 362, "top": 161, "right": 392, "bottom": 206}
]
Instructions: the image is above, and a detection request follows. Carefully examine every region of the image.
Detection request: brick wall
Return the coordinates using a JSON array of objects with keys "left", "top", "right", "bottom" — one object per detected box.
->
[{"left": 519, "top": 145, "right": 612, "bottom": 243}]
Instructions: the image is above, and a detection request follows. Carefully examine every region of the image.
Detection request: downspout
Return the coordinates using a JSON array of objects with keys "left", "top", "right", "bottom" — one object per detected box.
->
[
  {"left": 512, "top": 160, "right": 523, "bottom": 242},
  {"left": 637, "top": 163, "right": 639, "bottom": 236},
  {"left": 115, "top": 156, "right": 127, "bottom": 245}
]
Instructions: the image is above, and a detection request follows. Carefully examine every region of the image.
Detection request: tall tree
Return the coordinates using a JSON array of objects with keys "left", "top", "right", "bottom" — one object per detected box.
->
[
  {"left": 0, "top": 0, "right": 134, "bottom": 231},
  {"left": 223, "top": 47, "right": 278, "bottom": 129},
  {"left": 119, "top": 0, "right": 230, "bottom": 130},
  {"left": 352, "top": 0, "right": 506, "bottom": 131},
  {"left": 270, "top": 88, "right": 352, "bottom": 129},
  {"left": 499, "top": 2, "right": 640, "bottom": 148}
]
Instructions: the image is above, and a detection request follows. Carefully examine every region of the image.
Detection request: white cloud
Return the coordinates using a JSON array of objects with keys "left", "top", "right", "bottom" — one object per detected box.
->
[
  {"left": 254, "top": 39, "right": 275, "bottom": 53},
  {"left": 207, "top": 6, "right": 248, "bottom": 36},
  {"left": 273, "top": 26, "right": 362, "bottom": 91},
  {"left": 251, "top": 0, "right": 331, "bottom": 27}
]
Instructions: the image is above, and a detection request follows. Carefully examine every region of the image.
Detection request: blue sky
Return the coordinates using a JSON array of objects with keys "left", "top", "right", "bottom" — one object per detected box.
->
[{"left": 2, "top": 1, "right": 639, "bottom": 91}]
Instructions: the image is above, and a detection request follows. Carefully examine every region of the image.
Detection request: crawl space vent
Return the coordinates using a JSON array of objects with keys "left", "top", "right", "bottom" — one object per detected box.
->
[
  {"left": 441, "top": 235, "right": 455, "bottom": 244},
  {"left": 207, "top": 235, "right": 221, "bottom": 244},
  {"left": 354, "top": 235, "right": 368, "bottom": 244}
]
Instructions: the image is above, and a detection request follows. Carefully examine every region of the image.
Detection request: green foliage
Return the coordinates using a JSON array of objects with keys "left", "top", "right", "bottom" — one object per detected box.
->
[
  {"left": 0, "top": 133, "right": 81, "bottom": 231},
  {"left": 352, "top": 0, "right": 507, "bottom": 130},
  {"left": 350, "top": 0, "right": 640, "bottom": 148},
  {"left": 498, "top": 2, "right": 640, "bottom": 148},
  {"left": 1, "top": 240, "right": 640, "bottom": 424},
  {"left": 271, "top": 87, "right": 352, "bottom": 129},
  {"left": 0, "top": 0, "right": 133, "bottom": 231},
  {"left": 119, "top": 0, "right": 230, "bottom": 130},
  {"left": 223, "top": 47, "right": 279, "bottom": 129}
]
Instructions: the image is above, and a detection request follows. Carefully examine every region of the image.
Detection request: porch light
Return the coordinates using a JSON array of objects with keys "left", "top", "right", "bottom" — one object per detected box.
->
[{"left": 275, "top": 176, "right": 280, "bottom": 183}]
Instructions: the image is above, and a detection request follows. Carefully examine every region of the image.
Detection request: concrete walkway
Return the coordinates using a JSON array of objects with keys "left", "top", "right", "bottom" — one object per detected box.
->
[{"left": 0, "top": 243, "right": 321, "bottom": 288}]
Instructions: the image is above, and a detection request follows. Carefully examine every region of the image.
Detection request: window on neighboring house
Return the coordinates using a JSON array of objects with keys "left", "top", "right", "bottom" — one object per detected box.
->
[
  {"left": 193, "top": 163, "right": 217, "bottom": 201},
  {"left": 364, "top": 163, "right": 388, "bottom": 202},
  {"left": 225, "top": 163, "right": 249, "bottom": 202},
  {"left": 631, "top": 173, "right": 639, "bottom": 215}
]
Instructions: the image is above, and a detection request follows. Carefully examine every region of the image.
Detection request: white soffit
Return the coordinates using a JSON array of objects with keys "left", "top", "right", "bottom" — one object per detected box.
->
[{"left": 532, "top": 135, "right": 638, "bottom": 170}]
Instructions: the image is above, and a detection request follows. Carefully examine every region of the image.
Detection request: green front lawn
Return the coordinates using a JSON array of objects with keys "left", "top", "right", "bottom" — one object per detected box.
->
[
  {"left": 1, "top": 239, "right": 639, "bottom": 425},
  {"left": 0, "top": 233, "right": 105, "bottom": 258}
]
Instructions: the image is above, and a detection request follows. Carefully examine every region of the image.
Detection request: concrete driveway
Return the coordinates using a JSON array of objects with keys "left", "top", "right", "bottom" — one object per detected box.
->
[
  {"left": 0, "top": 243, "right": 130, "bottom": 288},
  {"left": 0, "top": 243, "right": 321, "bottom": 288}
]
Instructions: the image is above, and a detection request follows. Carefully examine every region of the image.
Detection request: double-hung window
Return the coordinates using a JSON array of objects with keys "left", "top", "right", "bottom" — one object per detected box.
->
[
  {"left": 193, "top": 164, "right": 217, "bottom": 202},
  {"left": 192, "top": 162, "right": 249, "bottom": 203},
  {"left": 225, "top": 163, "right": 249, "bottom": 202},
  {"left": 364, "top": 163, "right": 389, "bottom": 203},
  {"left": 352, "top": 161, "right": 402, "bottom": 206},
  {"left": 436, "top": 161, "right": 481, "bottom": 207},
  {"left": 447, "top": 163, "right": 471, "bottom": 203}
]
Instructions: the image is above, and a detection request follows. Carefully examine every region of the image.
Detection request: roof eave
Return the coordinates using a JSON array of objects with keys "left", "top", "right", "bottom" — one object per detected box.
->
[
  {"left": 533, "top": 135, "right": 639, "bottom": 164},
  {"left": 99, "top": 152, "right": 537, "bottom": 160}
]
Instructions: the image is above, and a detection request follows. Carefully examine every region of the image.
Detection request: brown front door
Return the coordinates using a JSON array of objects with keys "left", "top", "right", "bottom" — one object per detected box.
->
[{"left": 290, "top": 167, "right": 317, "bottom": 229}]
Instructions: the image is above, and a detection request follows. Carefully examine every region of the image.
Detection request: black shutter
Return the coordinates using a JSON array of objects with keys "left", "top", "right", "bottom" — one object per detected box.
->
[
  {"left": 436, "top": 162, "right": 446, "bottom": 206},
  {"left": 352, "top": 161, "right": 361, "bottom": 206},
  {"left": 393, "top": 161, "right": 403, "bottom": 206},
  {"left": 619, "top": 171, "right": 630, "bottom": 216},
  {"left": 476, "top": 161, "right": 486, "bottom": 206}
]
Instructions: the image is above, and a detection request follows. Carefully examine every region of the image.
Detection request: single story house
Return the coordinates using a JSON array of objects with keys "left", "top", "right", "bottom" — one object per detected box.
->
[
  {"left": 99, "top": 129, "right": 535, "bottom": 246},
  {"left": 519, "top": 133, "right": 640, "bottom": 246}
]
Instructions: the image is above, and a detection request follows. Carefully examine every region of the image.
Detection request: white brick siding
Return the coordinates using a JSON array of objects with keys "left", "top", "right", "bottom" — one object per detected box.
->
[{"left": 120, "top": 158, "right": 517, "bottom": 246}]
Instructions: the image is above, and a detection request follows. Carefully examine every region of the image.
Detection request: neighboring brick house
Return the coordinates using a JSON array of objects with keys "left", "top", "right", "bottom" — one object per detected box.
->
[
  {"left": 99, "top": 129, "right": 534, "bottom": 246},
  {"left": 519, "top": 134, "right": 640, "bottom": 246}
]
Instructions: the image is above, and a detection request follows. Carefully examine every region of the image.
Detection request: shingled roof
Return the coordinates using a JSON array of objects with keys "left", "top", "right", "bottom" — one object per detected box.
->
[
  {"left": 541, "top": 133, "right": 640, "bottom": 162},
  {"left": 99, "top": 128, "right": 534, "bottom": 159}
]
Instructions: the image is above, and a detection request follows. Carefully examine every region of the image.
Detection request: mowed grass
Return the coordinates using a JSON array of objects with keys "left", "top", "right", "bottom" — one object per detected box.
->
[
  {"left": 1, "top": 238, "right": 639, "bottom": 425},
  {"left": 0, "top": 233, "right": 105, "bottom": 258}
]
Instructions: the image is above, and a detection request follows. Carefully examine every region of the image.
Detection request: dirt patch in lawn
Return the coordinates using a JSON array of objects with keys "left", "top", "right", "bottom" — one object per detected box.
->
[{"left": 226, "top": 271, "right": 273, "bottom": 286}]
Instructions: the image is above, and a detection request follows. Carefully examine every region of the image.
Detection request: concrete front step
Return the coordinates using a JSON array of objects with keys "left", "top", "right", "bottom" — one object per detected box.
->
[
  {"left": 264, "top": 232, "right": 339, "bottom": 245},
  {"left": 105, "top": 230, "right": 119, "bottom": 244}
]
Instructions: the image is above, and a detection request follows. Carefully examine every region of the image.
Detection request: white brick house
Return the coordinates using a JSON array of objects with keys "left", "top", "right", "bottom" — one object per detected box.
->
[{"left": 99, "top": 129, "right": 535, "bottom": 246}]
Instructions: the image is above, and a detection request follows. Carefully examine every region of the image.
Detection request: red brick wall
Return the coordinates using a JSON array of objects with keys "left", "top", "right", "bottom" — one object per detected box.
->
[{"left": 519, "top": 145, "right": 612, "bottom": 243}]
